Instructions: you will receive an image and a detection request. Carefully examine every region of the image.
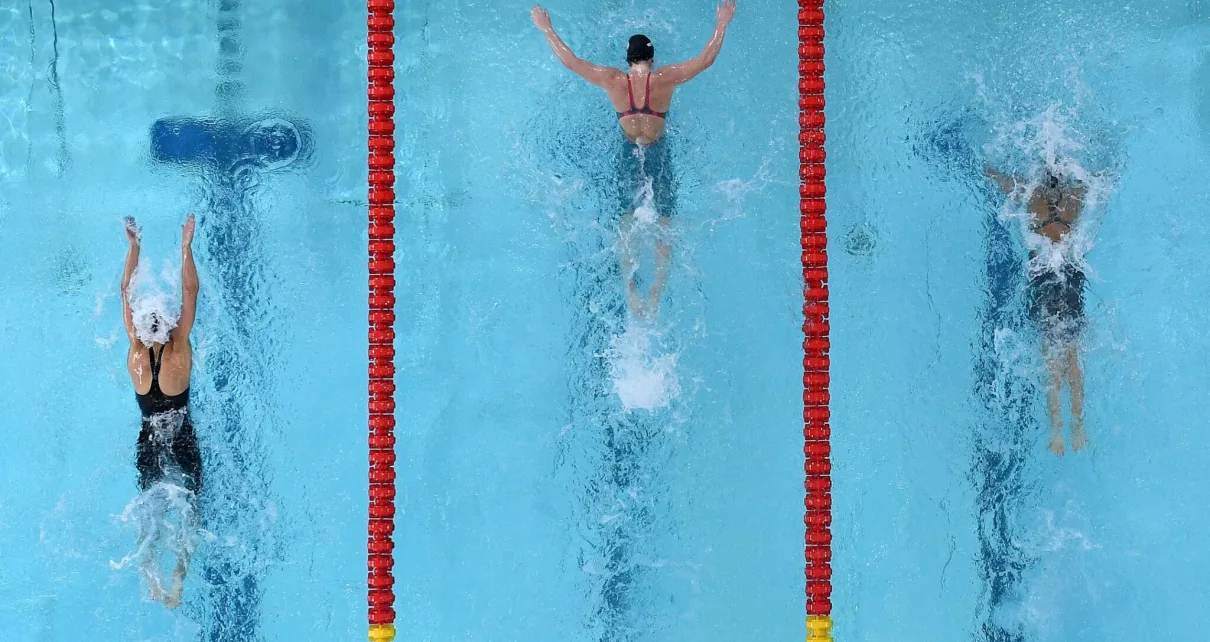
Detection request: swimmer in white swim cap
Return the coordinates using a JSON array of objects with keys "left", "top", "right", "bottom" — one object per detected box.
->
[{"left": 120, "top": 214, "right": 203, "bottom": 608}]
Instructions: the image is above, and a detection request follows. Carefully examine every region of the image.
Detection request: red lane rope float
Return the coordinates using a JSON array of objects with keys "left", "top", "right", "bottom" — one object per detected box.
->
[
  {"left": 799, "top": 1, "right": 832, "bottom": 641},
  {"left": 367, "top": 0, "right": 397, "bottom": 640}
]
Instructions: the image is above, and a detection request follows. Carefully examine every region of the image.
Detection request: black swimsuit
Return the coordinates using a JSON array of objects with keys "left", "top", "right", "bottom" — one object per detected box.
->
[
  {"left": 1027, "top": 190, "right": 1086, "bottom": 343},
  {"left": 135, "top": 346, "right": 203, "bottom": 493}
]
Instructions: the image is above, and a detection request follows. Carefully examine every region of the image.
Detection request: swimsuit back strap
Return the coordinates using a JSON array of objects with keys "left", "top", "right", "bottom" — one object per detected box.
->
[{"left": 148, "top": 346, "right": 162, "bottom": 385}]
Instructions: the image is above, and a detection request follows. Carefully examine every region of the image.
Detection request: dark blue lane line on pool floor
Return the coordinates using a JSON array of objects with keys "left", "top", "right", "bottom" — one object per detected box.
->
[
  {"left": 565, "top": 235, "right": 651, "bottom": 642},
  {"left": 151, "top": 117, "right": 308, "bottom": 171},
  {"left": 194, "top": 170, "right": 276, "bottom": 642},
  {"left": 917, "top": 111, "right": 1040, "bottom": 641},
  {"left": 146, "top": 0, "right": 311, "bottom": 638},
  {"left": 972, "top": 195, "right": 1039, "bottom": 642}
]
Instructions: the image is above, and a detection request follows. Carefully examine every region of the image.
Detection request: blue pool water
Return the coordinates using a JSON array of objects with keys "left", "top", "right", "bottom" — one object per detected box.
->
[{"left": 8, "top": 0, "right": 1205, "bottom": 641}]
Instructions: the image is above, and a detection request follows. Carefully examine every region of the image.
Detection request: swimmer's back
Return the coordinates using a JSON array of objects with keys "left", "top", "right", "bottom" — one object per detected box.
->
[
  {"left": 604, "top": 69, "right": 675, "bottom": 143},
  {"left": 129, "top": 337, "right": 191, "bottom": 398}
]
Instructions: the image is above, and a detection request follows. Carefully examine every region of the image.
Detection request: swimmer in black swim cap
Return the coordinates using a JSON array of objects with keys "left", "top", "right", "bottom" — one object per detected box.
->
[
  {"left": 984, "top": 162, "right": 1093, "bottom": 456},
  {"left": 626, "top": 34, "right": 655, "bottom": 66},
  {"left": 530, "top": 1, "right": 737, "bottom": 318}
]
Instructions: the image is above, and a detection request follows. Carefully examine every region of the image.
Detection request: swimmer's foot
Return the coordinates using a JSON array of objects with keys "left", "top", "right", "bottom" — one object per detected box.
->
[
  {"left": 645, "top": 290, "right": 661, "bottom": 318},
  {"left": 626, "top": 282, "right": 645, "bottom": 318},
  {"left": 148, "top": 581, "right": 166, "bottom": 604},
  {"left": 1049, "top": 431, "right": 1065, "bottom": 456},
  {"left": 1071, "top": 423, "right": 1088, "bottom": 453},
  {"left": 164, "top": 563, "right": 186, "bottom": 609},
  {"left": 142, "top": 559, "right": 165, "bottom": 603}
]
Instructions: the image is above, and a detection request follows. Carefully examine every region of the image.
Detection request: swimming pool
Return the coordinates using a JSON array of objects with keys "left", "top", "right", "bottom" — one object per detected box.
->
[
  {"left": 0, "top": 0, "right": 804, "bottom": 640},
  {"left": 7, "top": 0, "right": 1204, "bottom": 640},
  {"left": 829, "top": 0, "right": 1210, "bottom": 639}
]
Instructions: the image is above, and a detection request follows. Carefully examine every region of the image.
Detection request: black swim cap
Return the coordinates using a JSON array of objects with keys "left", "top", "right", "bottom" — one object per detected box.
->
[
  {"left": 627, "top": 34, "right": 654, "bottom": 65},
  {"left": 1043, "top": 168, "right": 1062, "bottom": 189},
  {"left": 149, "top": 312, "right": 161, "bottom": 335}
]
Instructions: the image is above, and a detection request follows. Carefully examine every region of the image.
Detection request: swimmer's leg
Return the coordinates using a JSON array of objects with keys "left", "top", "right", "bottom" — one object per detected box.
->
[
  {"left": 1067, "top": 345, "right": 1087, "bottom": 452},
  {"left": 137, "top": 527, "right": 166, "bottom": 603},
  {"left": 164, "top": 558, "right": 186, "bottom": 609},
  {"left": 164, "top": 493, "right": 200, "bottom": 610},
  {"left": 619, "top": 211, "right": 643, "bottom": 317},
  {"left": 1043, "top": 338, "right": 1065, "bottom": 456},
  {"left": 165, "top": 531, "right": 190, "bottom": 609},
  {"left": 647, "top": 215, "right": 673, "bottom": 317},
  {"left": 644, "top": 138, "right": 676, "bottom": 318}
]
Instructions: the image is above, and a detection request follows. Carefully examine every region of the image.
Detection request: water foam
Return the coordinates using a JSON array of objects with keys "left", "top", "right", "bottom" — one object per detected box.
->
[
  {"left": 110, "top": 411, "right": 211, "bottom": 597},
  {"left": 983, "top": 104, "right": 1118, "bottom": 280},
  {"left": 127, "top": 258, "right": 181, "bottom": 347},
  {"left": 710, "top": 157, "right": 774, "bottom": 226},
  {"left": 608, "top": 145, "right": 682, "bottom": 411},
  {"left": 110, "top": 480, "right": 209, "bottom": 591},
  {"left": 605, "top": 324, "right": 679, "bottom": 411}
]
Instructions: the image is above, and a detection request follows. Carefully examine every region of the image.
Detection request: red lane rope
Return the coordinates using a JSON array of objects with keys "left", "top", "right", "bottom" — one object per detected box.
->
[
  {"left": 367, "top": 0, "right": 397, "bottom": 632},
  {"left": 798, "top": 0, "right": 831, "bottom": 631}
]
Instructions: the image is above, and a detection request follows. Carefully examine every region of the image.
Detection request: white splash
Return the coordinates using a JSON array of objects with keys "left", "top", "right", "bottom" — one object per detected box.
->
[
  {"left": 95, "top": 329, "right": 119, "bottom": 350},
  {"left": 627, "top": 144, "right": 659, "bottom": 225},
  {"left": 983, "top": 104, "right": 1118, "bottom": 279},
  {"left": 110, "top": 481, "right": 210, "bottom": 597},
  {"left": 110, "top": 409, "right": 211, "bottom": 604},
  {"left": 633, "top": 179, "right": 658, "bottom": 225},
  {"left": 127, "top": 261, "right": 180, "bottom": 347},
  {"left": 605, "top": 325, "right": 679, "bottom": 411},
  {"left": 709, "top": 158, "right": 774, "bottom": 227}
]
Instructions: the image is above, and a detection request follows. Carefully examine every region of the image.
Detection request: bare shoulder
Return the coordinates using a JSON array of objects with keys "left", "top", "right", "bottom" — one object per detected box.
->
[
  {"left": 601, "top": 67, "right": 626, "bottom": 85},
  {"left": 165, "top": 336, "right": 193, "bottom": 362},
  {"left": 127, "top": 342, "right": 148, "bottom": 387},
  {"left": 597, "top": 68, "right": 629, "bottom": 95},
  {"left": 653, "top": 63, "right": 699, "bottom": 88},
  {"left": 127, "top": 341, "right": 146, "bottom": 363},
  {"left": 157, "top": 338, "right": 193, "bottom": 393}
]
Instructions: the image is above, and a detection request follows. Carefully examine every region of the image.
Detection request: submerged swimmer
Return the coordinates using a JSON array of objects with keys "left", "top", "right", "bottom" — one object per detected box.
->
[
  {"left": 121, "top": 214, "right": 203, "bottom": 607},
  {"left": 984, "top": 164, "right": 1089, "bottom": 456},
  {"left": 531, "top": 1, "right": 736, "bottom": 318}
]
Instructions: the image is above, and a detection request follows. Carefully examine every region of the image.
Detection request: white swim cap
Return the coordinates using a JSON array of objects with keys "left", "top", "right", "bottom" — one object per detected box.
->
[{"left": 131, "top": 298, "right": 178, "bottom": 347}]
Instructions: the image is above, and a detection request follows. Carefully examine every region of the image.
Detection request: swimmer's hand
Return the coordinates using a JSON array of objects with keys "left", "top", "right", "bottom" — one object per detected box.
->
[
  {"left": 182, "top": 214, "right": 195, "bottom": 248},
  {"left": 716, "top": 0, "right": 736, "bottom": 25},
  {"left": 530, "top": 5, "right": 552, "bottom": 32},
  {"left": 124, "top": 216, "right": 141, "bottom": 246}
]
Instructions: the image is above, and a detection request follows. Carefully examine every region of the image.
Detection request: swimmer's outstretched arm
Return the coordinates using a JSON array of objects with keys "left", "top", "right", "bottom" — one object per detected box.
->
[
  {"left": 983, "top": 166, "right": 1019, "bottom": 194},
  {"left": 658, "top": 0, "right": 736, "bottom": 85},
  {"left": 1069, "top": 182, "right": 1088, "bottom": 205},
  {"left": 530, "top": 5, "right": 618, "bottom": 87},
  {"left": 121, "top": 217, "right": 141, "bottom": 343},
  {"left": 176, "top": 214, "right": 198, "bottom": 342}
]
